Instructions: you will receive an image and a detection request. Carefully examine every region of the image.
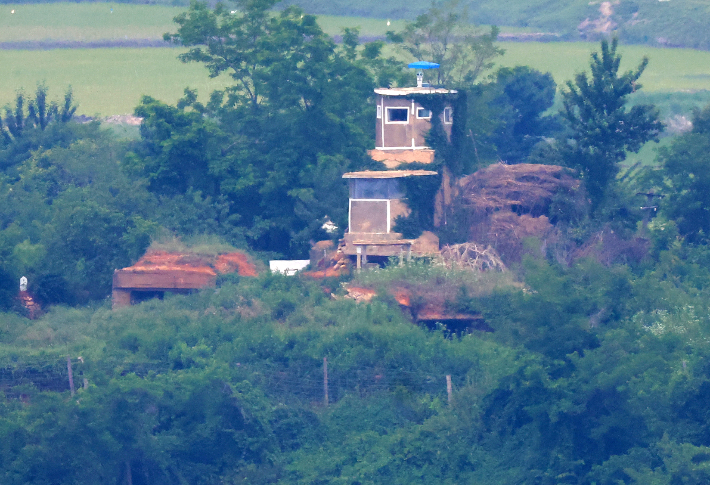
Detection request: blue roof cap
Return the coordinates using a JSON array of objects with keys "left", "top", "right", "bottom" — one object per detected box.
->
[{"left": 408, "top": 61, "right": 440, "bottom": 69}]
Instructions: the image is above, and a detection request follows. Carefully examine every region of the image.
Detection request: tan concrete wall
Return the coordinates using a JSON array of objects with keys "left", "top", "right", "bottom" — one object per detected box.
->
[
  {"left": 350, "top": 200, "right": 389, "bottom": 233},
  {"left": 375, "top": 95, "right": 453, "bottom": 149},
  {"left": 113, "top": 270, "right": 216, "bottom": 290},
  {"left": 112, "top": 288, "right": 132, "bottom": 309}
]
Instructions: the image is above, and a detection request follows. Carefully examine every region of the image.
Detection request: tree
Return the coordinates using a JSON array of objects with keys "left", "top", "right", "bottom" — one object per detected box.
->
[
  {"left": 657, "top": 105, "right": 710, "bottom": 243},
  {"left": 389, "top": 0, "right": 503, "bottom": 87},
  {"left": 492, "top": 66, "right": 560, "bottom": 163},
  {"left": 154, "top": 0, "right": 380, "bottom": 257},
  {"left": 125, "top": 95, "right": 223, "bottom": 197},
  {"left": 0, "top": 84, "right": 75, "bottom": 143},
  {"left": 560, "top": 38, "right": 662, "bottom": 208}
]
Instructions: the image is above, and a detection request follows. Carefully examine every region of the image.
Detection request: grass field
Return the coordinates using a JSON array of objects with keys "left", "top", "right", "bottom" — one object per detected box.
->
[
  {"left": 1, "top": 3, "right": 710, "bottom": 116},
  {"left": 0, "top": 4, "right": 182, "bottom": 43},
  {"left": 4, "top": 42, "right": 710, "bottom": 116},
  {"left": 497, "top": 42, "right": 710, "bottom": 93},
  {"left": 0, "top": 3, "right": 525, "bottom": 43},
  {"left": 0, "top": 48, "right": 231, "bottom": 116}
]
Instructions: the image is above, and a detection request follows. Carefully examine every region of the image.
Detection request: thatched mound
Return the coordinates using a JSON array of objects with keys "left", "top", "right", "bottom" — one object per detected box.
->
[
  {"left": 459, "top": 163, "right": 579, "bottom": 216},
  {"left": 452, "top": 163, "right": 584, "bottom": 263}
]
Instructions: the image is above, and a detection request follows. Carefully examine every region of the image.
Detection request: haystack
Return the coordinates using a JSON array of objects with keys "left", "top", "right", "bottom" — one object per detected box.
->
[
  {"left": 453, "top": 163, "right": 583, "bottom": 263},
  {"left": 459, "top": 163, "right": 579, "bottom": 216}
]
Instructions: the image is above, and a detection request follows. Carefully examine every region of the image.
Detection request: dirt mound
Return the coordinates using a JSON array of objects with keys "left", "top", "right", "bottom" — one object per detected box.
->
[
  {"left": 342, "top": 284, "right": 486, "bottom": 330},
  {"left": 124, "top": 250, "right": 258, "bottom": 277},
  {"left": 578, "top": 1, "right": 617, "bottom": 39},
  {"left": 16, "top": 291, "right": 41, "bottom": 320},
  {"left": 214, "top": 253, "right": 259, "bottom": 277}
]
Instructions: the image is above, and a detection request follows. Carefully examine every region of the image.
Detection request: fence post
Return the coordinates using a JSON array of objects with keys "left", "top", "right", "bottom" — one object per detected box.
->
[
  {"left": 323, "top": 357, "right": 329, "bottom": 406},
  {"left": 446, "top": 374, "right": 452, "bottom": 404},
  {"left": 67, "top": 356, "right": 75, "bottom": 397}
]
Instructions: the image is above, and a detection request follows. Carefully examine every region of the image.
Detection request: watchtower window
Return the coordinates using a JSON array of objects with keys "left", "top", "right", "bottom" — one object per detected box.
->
[
  {"left": 386, "top": 107, "right": 409, "bottom": 124},
  {"left": 444, "top": 107, "right": 453, "bottom": 124},
  {"left": 417, "top": 108, "right": 432, "bottom": 119},
  {"left": 350, "top": 179, "right": 404, "bottom": 199}
]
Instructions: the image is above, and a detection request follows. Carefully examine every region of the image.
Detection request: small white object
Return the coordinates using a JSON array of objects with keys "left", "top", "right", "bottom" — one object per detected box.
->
[
  {"left": 269, "top": 260, "right": 310, "bottom": 276},
  {"left": 321, "top": 216, "right": 338, "bottom": 234},
  {"left": 19, "top": 276, "right": 27, "bottom": 292},
  {"left": 11, "top": 9, "right": 15, "bottom": 14},
  {"left": 387, "top": 20, "right": 390, "bottom": 26}
]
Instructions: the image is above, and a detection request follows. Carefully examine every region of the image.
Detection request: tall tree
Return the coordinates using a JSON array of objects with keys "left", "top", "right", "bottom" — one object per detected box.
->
[
  {"left": 388, "top": 0, "right": 503, "bottom": 87},
  {"left": 0, "top": 84, "right": 75, "bottom": 143},
  {"left": 560, "top": 38, "right": 662, "bottom": 208},
  {"left": 492, "top": 66, "right": 560, "bottom": 163},
  {"left": 657, "top": 105, "right": 710, "bottom": 243},
  {"left": 156, "top": 0, "right": 379, "bottom": 257}
]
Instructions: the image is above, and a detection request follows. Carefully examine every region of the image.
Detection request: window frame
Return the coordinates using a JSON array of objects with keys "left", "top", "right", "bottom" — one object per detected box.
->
[
  {"left": 416, "top": 107, "right": 432, "bottom": 120},
  {"left": 386, "top": 107, "right": 410, "bottom": 124},
  {"left": 443, "top": 107, "right": 453, "bottom": 124}
]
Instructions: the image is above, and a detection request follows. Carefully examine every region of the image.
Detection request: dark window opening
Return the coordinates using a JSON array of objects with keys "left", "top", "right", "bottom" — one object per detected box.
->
[
  {"left": 417, "top": 108, "right": 432, "bottom": 119},
  {"left": 350, "top": 179, "right": 404, "bottom": 199},
  {"left": 387, "top": 108, "right": 409, "bottom": 123},
  {"left": 131, "top": 290, "right": 165, "bottom": 305}
]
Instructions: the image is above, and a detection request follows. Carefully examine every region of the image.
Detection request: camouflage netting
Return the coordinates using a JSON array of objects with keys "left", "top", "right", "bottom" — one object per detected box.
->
[
  {"left": 453, "top": 163, "right": 584, "bottom": 263},
  {"left": 458, "top": 163, "right": 580, "bottom": 216}
]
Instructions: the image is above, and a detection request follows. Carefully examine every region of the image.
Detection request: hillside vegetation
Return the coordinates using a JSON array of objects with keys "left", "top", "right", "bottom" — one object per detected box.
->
[{"left": 5, "top": 0, "right": 710, "bottom": 482}]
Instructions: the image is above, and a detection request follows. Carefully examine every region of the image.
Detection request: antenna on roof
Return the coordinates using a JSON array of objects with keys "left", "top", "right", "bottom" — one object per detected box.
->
[{"left": 408, "top": 61, "right": 440, "bottom": 87}]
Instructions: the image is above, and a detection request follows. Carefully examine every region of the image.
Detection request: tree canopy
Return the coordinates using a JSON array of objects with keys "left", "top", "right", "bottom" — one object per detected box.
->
[
  {"left": 387, "top": 0, "right": 503, "bottom": 87},
  {"left": 6, "top": 5, "right": 710, "bottom": 484},
  {"left": 136, "top": 0, "right": 389, "bottom": 257},
  {"left": 560, "top": 38, "right": 662, "bottom": 208}
]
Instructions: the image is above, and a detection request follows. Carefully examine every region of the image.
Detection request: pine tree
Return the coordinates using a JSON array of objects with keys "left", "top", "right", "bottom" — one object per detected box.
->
[{"left": 560, "top": 38, "right": 662, "bottom": 208}]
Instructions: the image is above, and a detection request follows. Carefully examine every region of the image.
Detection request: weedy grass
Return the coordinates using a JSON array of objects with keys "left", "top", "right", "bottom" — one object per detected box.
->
[{"left": 148, "top": 233, "right": 241, "bottom": 257}]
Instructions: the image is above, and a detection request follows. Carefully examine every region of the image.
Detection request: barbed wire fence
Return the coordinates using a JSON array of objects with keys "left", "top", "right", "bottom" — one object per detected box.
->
[{"left": 0, "top": 355, "right": 468, "bottom": 405}]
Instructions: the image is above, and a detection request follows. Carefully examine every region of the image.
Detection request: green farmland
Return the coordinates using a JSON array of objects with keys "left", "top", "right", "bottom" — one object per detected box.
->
[
  {"left": 0, "top": 48, "right": 231, "bottom": 116},
  {"left": 0, "top": 3, "right": 182, "bottom": 43},
  {"left": 1, "top": 3, "right": 710, "bottom": 116},
  {"left": 2, "top": 42, "right": 709, "bottom": 117},
  {"left": 0, "top": 3, "right": 409, "bottom": 43}
]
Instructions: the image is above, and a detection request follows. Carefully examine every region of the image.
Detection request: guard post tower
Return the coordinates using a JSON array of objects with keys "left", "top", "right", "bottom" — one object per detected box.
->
[{"left": 340, "top": 62, "right": 457, "bottom": 268}]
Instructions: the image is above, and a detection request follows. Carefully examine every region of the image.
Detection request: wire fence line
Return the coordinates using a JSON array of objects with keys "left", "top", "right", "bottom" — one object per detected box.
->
[{"left": 0, "top": 355, "right": 466, "bottom": 405}]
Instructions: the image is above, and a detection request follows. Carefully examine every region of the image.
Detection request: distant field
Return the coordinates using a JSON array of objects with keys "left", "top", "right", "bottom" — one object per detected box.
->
[
  {"left": 1, "top": 4, "right": 710, "bottom": 116},
  {"left": 3, "top": 42, "right": 710, "bottom": 116},
  {"left": 0, "top": 48, "right": 231, "bottom": 116},
  {"left": 0, "top": 4, "right": 410, "bottom": 43},
  {"left": 497, "top": 42, "right": 710, "bottom": 93},
  {"left": 0, "top": 3, "right": 534, "bottom": 44},
  {"left": 0, "top": 4, "right": 181, "bottom": 43}
]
